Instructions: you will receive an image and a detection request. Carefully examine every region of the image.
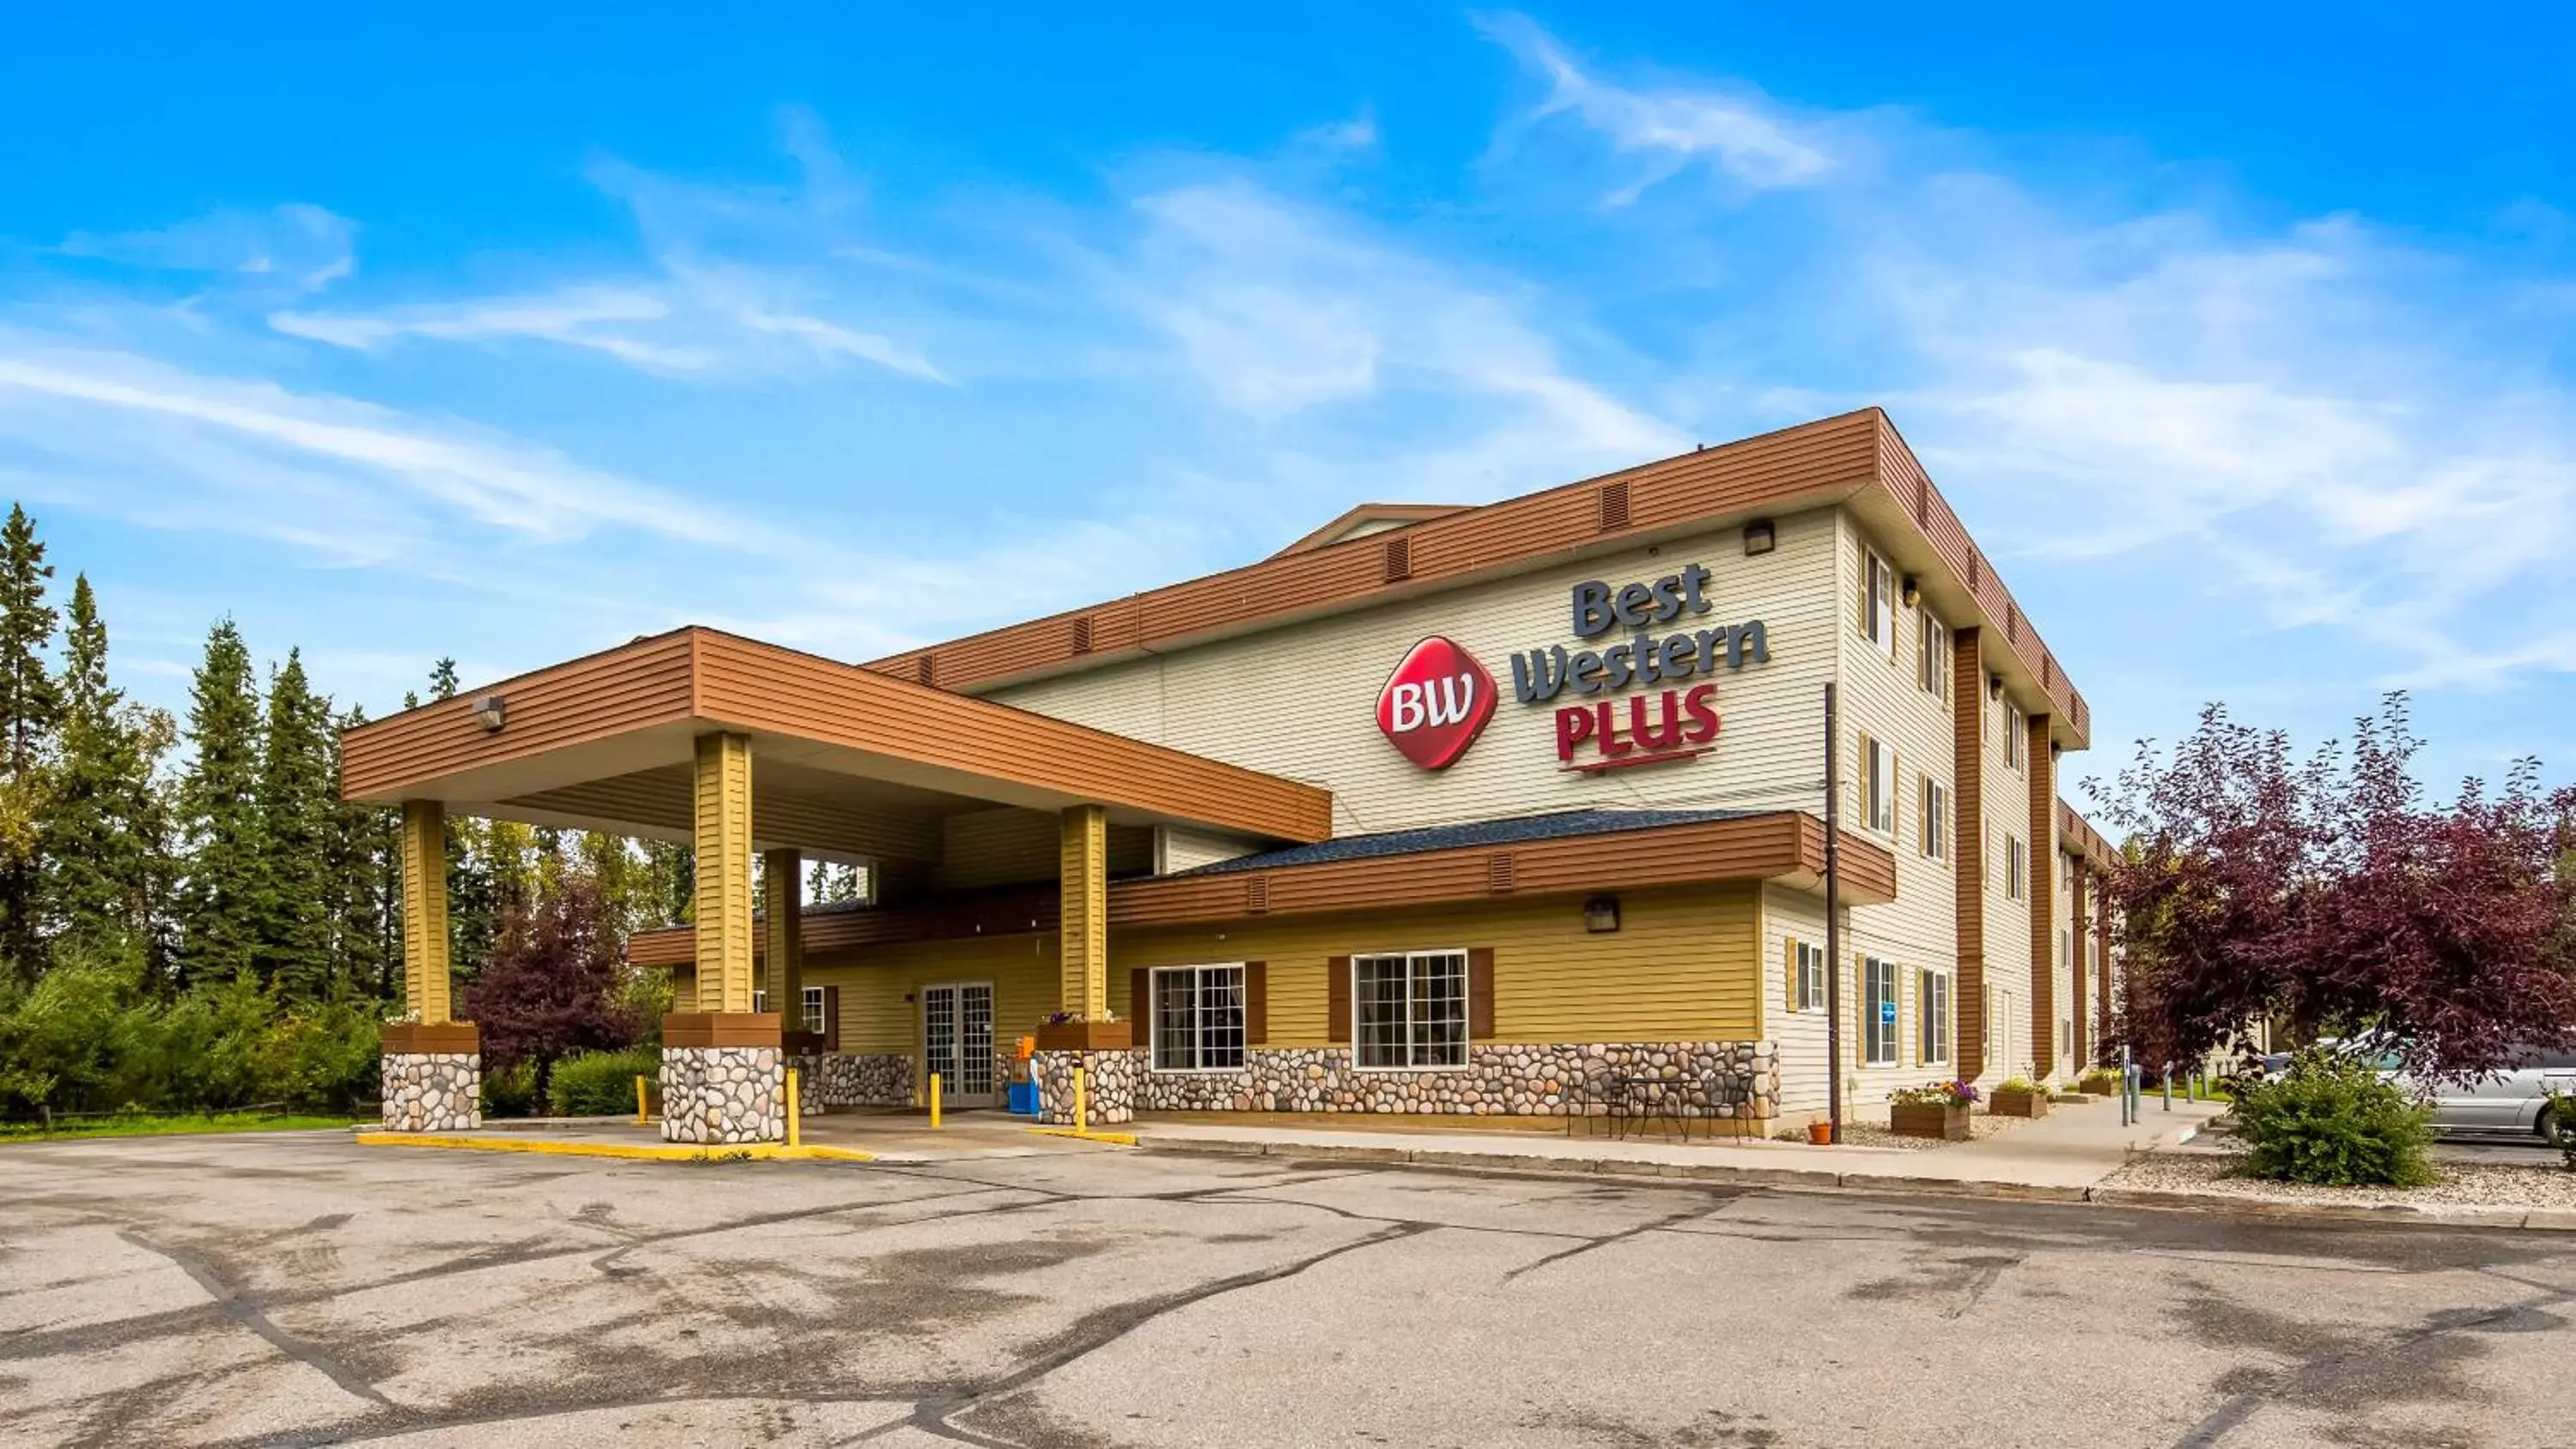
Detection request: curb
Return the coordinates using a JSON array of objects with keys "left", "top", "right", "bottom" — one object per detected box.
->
[
  {"left": 1137, "top": 1136, "right": 2576, "bottom": 1229},
  {"left": 352, "top": 1133, "right": 876, "bottom": 1164}
]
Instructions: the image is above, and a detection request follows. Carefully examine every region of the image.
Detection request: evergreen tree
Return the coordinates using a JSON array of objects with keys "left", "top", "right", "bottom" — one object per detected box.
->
[
  {"left": 46, "top": 575, "right": 166, "bottom": 956},
  {"left": 424, "top": 658, "right": 498, "bottom": 973},
  {"left": 321, "top": 706, "right": 394, "bottom": 1003},
  {"left": 255, "top": 650, "right": 334, "bottom": 997},
  {"left": 0, "top": 504, "right": 58, "bottom": 978},
  {"left": 175, "top": 620, "right": 264, "bottom": 987}
]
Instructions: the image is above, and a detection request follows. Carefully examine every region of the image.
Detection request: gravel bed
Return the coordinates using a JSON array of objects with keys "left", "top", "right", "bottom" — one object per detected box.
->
[
  {"left": 2108, "top": 1150, "right": 2576, "bottom": 1209},
  {"left": 1783, "top": 1112, "right": 2036, "bottom": 1152}
]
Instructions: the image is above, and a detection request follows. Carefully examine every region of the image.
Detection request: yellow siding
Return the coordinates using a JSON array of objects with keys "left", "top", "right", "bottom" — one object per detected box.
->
[
  {"left": 398, "top": 799, "right": 451, "bottom": 1023},
  {"left": 938, "top": 808, "right": 1154, "bottom": 891},
  {"left": 691, "top": 731, "right": 756, "bottom": 1014},
  {"left": 809, "top": 885, "right": 1761, "bottom": 1056}
]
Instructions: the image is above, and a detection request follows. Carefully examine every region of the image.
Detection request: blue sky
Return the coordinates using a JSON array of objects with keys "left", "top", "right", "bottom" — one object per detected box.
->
[{"left": 3, "top": 4, "right": 2572, "bottom": 802}]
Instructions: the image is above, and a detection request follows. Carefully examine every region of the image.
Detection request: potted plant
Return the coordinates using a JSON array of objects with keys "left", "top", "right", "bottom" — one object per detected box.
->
[
  {"left": 1888, "top": 1080, "right": 1979, "bottom": 1140},
  {"left": 1031, "top": 1010, "right": 1131, "bottom": 1052},
  {"left": 1990, "top": 1074, "right": 2051, "bottom": 1118},
  {"left": 2075, "top": 1067, "right": 2123, "bottom": 1097}
]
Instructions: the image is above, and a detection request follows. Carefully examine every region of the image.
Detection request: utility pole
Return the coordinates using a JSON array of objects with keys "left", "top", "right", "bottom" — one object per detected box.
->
[{"left": 1824, "top": 681, "right": 1843, "bottom": 1145}]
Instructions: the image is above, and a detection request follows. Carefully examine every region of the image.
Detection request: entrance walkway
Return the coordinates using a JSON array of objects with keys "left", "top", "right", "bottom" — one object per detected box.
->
[{"left": 1133, "top": 1095, "right": 2229, "bottom": 1200}]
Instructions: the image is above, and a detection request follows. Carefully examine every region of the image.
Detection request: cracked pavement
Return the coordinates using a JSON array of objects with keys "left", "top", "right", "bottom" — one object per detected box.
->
[{"left": 4, "top": 1133, "right": 2575, "bottom": 1446}]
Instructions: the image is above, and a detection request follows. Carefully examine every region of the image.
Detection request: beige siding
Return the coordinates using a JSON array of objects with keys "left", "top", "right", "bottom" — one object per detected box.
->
[
  {"left": 988, "top": 511, "right": 1845, "bottom": 838},
  {"left": 1981, "top": 682, "right": 2038, "bottom": 1080},
  {"left": 1832, "top": 514, "right": 1963, "bottom": 1108},
  {"left": 1154, "top": 825, "right": 1263, "bottom": 875}
]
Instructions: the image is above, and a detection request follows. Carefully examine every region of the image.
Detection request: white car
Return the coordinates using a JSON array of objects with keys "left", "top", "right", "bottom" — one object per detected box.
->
[{"left": 2368, "top": 1044, "right": 2576, "bottom": 1144}]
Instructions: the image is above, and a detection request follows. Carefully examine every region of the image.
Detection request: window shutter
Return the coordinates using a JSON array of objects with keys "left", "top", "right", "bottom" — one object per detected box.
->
[
  {"left": 1327, "top": 956, "right": 1352, "bottom": 1043},
  {"left": 1856, "top": 959, "right": 1872, "bottom": 1066},
  {"left": 1129, "top": 967, "right": 1151, "bottom": 1042},
  {"left": 1244, "top": 961, "right": 1267, "bottom": 1045},
  {"left": 1889, "top": 748, "right": 1900, "bottom": 839},
  {"left": 1467, "top": 948, "right": 1497, "bottom": 1040},
  {"left": 823, "top": 985, "right": 841, "bottom": 1052},
  {"left": 1856, "top": 551, "right": 1871, "bottom": 639},
  {"left": 1783, "top": 935, "right": 1799, "bottom": 1009}
]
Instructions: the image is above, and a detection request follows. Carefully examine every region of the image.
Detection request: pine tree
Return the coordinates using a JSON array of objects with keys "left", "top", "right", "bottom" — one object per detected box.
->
[
  {"left": 0, "top": 503, "right": 58, "bottom": 979},
  {"left": 175, "top": 620, "right": 264, "bottom": 987},
  {"left": 425, "top": 659, "right": 497, "bottom": 973},
  {"left": 254, "top": 649, "right": 334, "bottom": 997},
  {"left": 321, "top": 705, "right": 393, "bottom": 1002},
  {"left": 46, "top": 575, "right": 166, "bottom": 956}
]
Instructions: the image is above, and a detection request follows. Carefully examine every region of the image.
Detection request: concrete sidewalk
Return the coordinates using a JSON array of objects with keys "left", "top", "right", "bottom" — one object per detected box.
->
[{"left": 1136, "top": 1097, "right": 2229, "bottom": 1203}]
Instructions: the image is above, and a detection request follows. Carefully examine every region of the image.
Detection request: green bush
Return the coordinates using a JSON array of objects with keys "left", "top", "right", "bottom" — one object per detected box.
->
[
  {"left": 2230, "top": 1049, "right": 2434, "bottom": 1187},
  {"left": 482, "top": 1060, "right": 540, "bottom": 1119},
  {"left": 548, "top": 1048, "right": 660, "bottom": 1117}
]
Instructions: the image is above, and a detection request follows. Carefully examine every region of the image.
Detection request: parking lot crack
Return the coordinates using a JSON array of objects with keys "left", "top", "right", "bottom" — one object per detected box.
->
[
  {"left": 1502, "top": 1203, "right": 1715, "bottom": 1283},
  {"left": 115, "top": 1229, "right": 392, "bottom": 1410}
]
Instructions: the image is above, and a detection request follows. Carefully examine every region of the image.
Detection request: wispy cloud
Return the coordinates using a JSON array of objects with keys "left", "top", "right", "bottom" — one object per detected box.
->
[
  {"left": 1474, "top": 10, "right": 1836, "bottom": 202},
  {"left": 59, "top": 203, "right": 356, "bottom": 293}
]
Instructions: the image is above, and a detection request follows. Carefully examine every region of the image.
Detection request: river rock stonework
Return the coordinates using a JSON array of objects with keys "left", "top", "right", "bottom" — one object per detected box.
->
[
  {"left": 660, "top": 1045, "right": 786, "bottom": 1145},
  {"left": 1132, "top": 1041, "right": 1777, "bottom": 1122},
  {"left": 1032, "top": 1049, "right": 1136, "bottom": 1125},
  {"left": 380, "top": 1052, "right": 480, "bottom": 1132},
  {"left": 803, "top": 1052, "right": 914, "bottom": 1109}
]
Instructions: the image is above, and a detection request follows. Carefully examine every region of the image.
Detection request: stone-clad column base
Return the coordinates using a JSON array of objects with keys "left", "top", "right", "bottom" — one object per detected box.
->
[
  {"left": 661, "top": 1045, "right": 786, "bottom": 1144},
  {"left": 380, "top": 1052, "right": 481, "bottom": 1131},
  {"left": 1032, "top": 1050, "right": 1136, "bottom": 1126}
]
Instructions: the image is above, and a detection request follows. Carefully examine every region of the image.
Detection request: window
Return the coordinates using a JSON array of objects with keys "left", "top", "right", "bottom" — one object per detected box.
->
[
  {"left": 1861, "top": 733, "right": 1896, "bottom": 834},
  {"left": 1862, "top": 957, "right": 1899, "bottom": 1065},
  {"left": 1791, "top": 939, "right": 1826, "bottom": 1013},
  {"left": 1151, "top": 964, "right": 1248, "bottom": 1071},
  {"left": 753, "top": 989, "right": 828, "bottom": 1036},
  {"left": 1918, "top": 610, "right": 1952, "bottom": 699},
  {"left": 2058, "top": 1016, "right": 2073, "bottom": 1062},
  {"left": 1921, "top": 777, "right": 1950, "bottom": 862},
  {"left": 1354, "top": 950, "right": 1468, "bottom": 1069},
  {"left": 2058, "top": 928, "right": 2071, "bottom": 972},
  {"left": 2004, "top": 702, "right": 2026, "bottom": 772},
  {"left": 2007, "top": 834, "right": 2029, "bottom": 901},
  {"left": 1917, "top": 968, "right": 1952, "bottom": 1066},
  {"left": 1859, "top": 545, "right": 1895, "bottom": 657},
  {"left": 1988, "top": 988, "right": 2018, "bottom": 1074}
]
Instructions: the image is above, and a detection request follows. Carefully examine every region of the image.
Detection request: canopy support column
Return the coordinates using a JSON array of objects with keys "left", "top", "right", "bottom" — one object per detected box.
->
[
  {"left": 662, "top": 731, "right": 785, "bottom": 1144},
  {"left": 381, "top": 798, "right": 478, "bottom": 1131}
]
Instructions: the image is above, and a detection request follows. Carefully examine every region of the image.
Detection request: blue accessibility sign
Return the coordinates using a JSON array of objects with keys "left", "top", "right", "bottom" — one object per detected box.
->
[{"left": 1879, "top": 1000, "right": 1897, "bottom": 1024}]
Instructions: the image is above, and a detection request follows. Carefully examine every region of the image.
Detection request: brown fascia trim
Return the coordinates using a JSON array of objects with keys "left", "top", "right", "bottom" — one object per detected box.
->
[
  {"left": 341, "top": 627, "right": 1334, "bottom": 844},
  {"left": 867, "top": 409, "right": 2092, "bottom": 750},
  {"left": 2055, "top": 798, "right": 2117, "bottom": 867},
  {"left": 627, "top": 810, "right": 1897, "bottom": 967}
]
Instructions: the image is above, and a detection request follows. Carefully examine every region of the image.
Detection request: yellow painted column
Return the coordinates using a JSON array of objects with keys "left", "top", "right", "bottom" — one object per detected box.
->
[
  {"left": 762, "top": 847, "right": 804, "bottom": 1028},
  {"left": 398, "top": 799, "right": 453, "bottom": 1024},
  {"left": 1059, "top": 803, "right": 1109, "bottom": 1017},
  {"left": 693, "top": 731, "right": 756, "bottom": 1015}
]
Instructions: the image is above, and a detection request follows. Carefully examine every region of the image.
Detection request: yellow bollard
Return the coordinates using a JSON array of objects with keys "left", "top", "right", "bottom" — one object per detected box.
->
[
  {"left": 785, "top": 1067, "right": 801, "bottom": 1149},
  {"left": 929, "top": 1072, "right": 943, "bottom": 1129},
  {"left": 1073, "top": 1065, "right": 1089, "bottom": 1135},
  {"left": 635, "top": 1075, "right": 649, "bottom": 1125}
]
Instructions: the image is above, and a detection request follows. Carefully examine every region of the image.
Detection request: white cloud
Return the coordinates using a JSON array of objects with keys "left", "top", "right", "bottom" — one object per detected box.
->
[
  {"left": 269, "top": 288, "right": 715, "bottom": 372},
  {"left": 59, "top": 204, "right": 356, "bottom": 293},
  {"left": 1475, "top": 11, "right": 1835, "bottom": 201}
]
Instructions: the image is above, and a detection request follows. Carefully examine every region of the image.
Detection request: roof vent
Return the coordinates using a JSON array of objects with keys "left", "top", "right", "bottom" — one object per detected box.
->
[
  {"left": 1382, "top": 535, "right": 1412, "bottom": 584},
  {"left": 1246, "top": 876, "right": 1270, "bottom": 915},
  {"left": 915, "top": 655, "right": 937, "bottom": 688},
  {"left": 1070, "top": 615, "right": 1093, "bottom": 655},
  {"left": 1486, "top": 852, "right": 1516, "bottom": 894},
  {"left": 1598, "top": 480, "right": 1631, "bottom": 532}
]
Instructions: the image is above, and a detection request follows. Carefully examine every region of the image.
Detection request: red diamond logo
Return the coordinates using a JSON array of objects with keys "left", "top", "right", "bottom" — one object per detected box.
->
[{"left": 1376, "top": 636, "right": 1497, "bottom": 771}]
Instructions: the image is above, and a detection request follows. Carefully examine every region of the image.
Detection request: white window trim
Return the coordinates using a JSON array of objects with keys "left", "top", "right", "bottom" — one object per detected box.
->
[
  {"left": 1918, "top": 609, "right": 1951, "bottom": 699},
  {"left": 1917, "top": 967, "right": 1953, "bottom": 1068},
  {"left": 2007, "top": 834, "right": 2028, "bottom": 901},
  {"left": 1351, "top": 949, "right": 1473, "bottom": 1073},
  {"left": 1863, "top": 550, "right": 1897, "bottom": 658},
  {"left": 1795, "top": 941, "right": 1826, "bottom": 1015},
  {"left": 1861, "top": 955, "right": 1900, "bottom": 1067},
  {"left": 1148, "top": 961, "right": 1250, "bottom": 1075},
  {"left": 2004, "top": 703, "right": 2026, "bottom": 773},
  {"left": 1921, "top": 777, "right": 1949, "bottom": 863},
  {"left": 801, "top": 985, "right": 825, "bottom": 1037}
]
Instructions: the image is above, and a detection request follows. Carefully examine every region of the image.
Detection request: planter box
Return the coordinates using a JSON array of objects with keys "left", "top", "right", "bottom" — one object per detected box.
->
[
  {"left": 1990, "top": 1088, "right": 2051, "bottom": 1119},
  {"left": 1890, "top": 1101, "right": 1971, "bottom": 1141},
  {"left": 381, "top": 1022, "right": 479, "bottom": 1055},
  {"left": 1033, "top": 1020, "right": 1132, "bottom": 1052}
]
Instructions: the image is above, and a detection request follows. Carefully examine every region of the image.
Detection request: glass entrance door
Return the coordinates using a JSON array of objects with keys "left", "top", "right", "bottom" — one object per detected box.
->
[{"left": 921, "top": 982, "right": 998, "bottom": 1106}]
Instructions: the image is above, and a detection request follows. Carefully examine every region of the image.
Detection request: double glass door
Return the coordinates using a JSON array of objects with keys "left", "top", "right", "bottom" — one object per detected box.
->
[{"left": 921, "top": 982, "right": 997, "bottom": 1106}]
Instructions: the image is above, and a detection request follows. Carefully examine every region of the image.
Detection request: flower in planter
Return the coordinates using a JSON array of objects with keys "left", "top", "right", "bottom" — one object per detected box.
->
[
  {"left": 1889, "top": 1079, "right": 1980, "bottom": 1107},
  {"left": 1996, "top": 1075, "right": 2044, "bottom": 1095}
]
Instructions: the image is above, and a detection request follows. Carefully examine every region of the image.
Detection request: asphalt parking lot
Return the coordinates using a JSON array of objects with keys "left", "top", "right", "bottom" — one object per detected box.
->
[{"left": 5, "top": 1132, "right": 2575, "bottom": 1448}]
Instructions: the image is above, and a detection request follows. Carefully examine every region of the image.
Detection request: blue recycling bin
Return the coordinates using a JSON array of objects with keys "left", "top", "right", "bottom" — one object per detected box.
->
[{"left": 1007, "top": 1079, "right": 1039, "bottom": 1116}]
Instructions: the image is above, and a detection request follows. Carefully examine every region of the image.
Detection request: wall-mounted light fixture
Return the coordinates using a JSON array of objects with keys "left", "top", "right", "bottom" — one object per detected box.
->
[
  {"left": 1988, "top": 675, "right": 2005, "bottom": 701},
  {"left": 2050, "top": 743, "right": 2063, "bottom": 764},
  {"left": 472, "top": 694, "right": 507, "bottom": 732},
  {"left": 1583, "top": 895, "right": 1622, "bottom": 934},
  {"left": 1900, "top": 575, "right": 1922, "bottom": 608},
  {"left": 1742, "top": 519, "right": 1776, "bottom": 556}
]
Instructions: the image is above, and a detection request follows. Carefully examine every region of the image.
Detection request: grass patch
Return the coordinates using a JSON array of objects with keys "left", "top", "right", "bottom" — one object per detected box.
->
[{"left": 0, "top": 1112, "right": 364, "bottom": 1143}]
